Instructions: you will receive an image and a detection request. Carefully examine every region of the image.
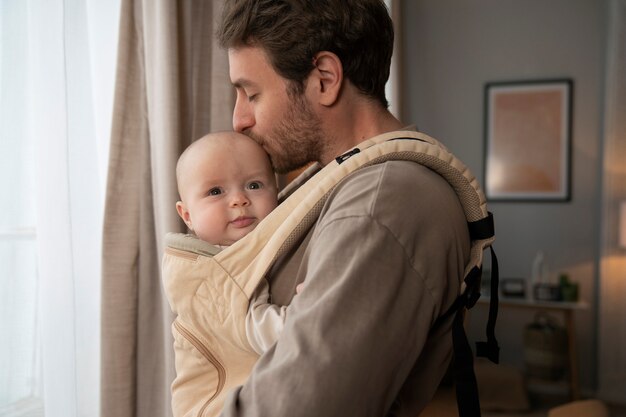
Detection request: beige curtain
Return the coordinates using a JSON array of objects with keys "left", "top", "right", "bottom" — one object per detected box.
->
[
  {"left": 101, "top": 1, "right": 233, "bottom": 416},
  {"left": 598, "top": 0, "right": 626, "bottom": 404}
]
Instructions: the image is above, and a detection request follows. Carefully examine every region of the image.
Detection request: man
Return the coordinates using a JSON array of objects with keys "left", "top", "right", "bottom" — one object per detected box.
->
[{"left": 217, "top": 1, "right": 470, "bottom": 415}]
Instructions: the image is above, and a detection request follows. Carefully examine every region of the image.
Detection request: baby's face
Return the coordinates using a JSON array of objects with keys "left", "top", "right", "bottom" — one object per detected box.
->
[{"left": 178, "top": 135, "right": 278, "bottom": 245}]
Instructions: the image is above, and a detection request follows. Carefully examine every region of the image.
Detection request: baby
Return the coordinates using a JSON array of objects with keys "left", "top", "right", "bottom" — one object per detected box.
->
[{"left": 174, "top": 130, "right": 287, "bottom": 353}]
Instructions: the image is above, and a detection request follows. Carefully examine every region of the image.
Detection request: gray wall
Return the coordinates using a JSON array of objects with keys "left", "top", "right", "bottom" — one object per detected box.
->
[{"left": 402, "top": 0, "right": 607, "bottom": 393}]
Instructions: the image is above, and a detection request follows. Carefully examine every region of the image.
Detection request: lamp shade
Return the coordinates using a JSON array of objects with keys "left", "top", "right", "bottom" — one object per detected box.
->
[{"left": 620, "top": 201, "right": 626, "bottom": 249}]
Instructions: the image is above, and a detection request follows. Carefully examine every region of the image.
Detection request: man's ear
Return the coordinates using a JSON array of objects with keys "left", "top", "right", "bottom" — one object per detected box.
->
[
  {"left": 310, "top": 51, "right": 343, "bottom": 106},
  {"left": 176, "top": 201, "right": 193, "bottom": 230}
]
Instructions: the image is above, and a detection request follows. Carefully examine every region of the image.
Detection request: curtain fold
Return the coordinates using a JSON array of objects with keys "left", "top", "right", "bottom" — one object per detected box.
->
[
  {"left": 598, "top": 0, "right": 626, "bottom": 404},
  {"left": 101, "top": 1, "right": 233, "bottom": 416}
]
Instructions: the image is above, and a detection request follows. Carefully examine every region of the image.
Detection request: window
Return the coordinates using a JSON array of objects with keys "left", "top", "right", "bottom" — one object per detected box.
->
[
  {"left": 0, "top": 2, "right": 120, "bottom": 416},
  {"left": 0, "top": 2, "right": 43, "bottom": 414}
]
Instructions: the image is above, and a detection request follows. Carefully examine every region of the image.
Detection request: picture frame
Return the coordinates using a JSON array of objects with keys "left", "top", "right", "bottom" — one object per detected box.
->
[{"left": 483, "top": 79, "right": 573, "bottom": 201}]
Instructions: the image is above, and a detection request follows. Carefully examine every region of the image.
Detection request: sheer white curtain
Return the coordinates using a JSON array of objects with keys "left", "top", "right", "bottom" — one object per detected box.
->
[{"left": 0, "top": 1, "right": 119, "bottom": 416}]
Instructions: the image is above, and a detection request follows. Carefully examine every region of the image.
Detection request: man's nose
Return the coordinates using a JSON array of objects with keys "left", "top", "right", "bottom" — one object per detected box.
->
[{"left": 233, "top": 95, "right": 254, "bottom": 133}]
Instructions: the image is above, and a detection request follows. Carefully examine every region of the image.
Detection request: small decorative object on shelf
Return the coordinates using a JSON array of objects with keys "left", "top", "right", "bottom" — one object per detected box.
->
[
  {"left": 559, "top": 273, "right": 579, "bottom": 302},
  {"left": 529, "top": 251, "right": 548, "bottom": 300},
  {"left": 620, "top": 201, "right": 626, "bottom": 249},
  {"left": 501, "top": 277, "right": 526, "bottom": 298},
  {"left": 533, "top": 283, "right": 562, "bottom": 301}
]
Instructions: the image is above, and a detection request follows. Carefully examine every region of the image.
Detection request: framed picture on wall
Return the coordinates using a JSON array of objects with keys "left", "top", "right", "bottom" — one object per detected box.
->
[{"left": 483, "top": 78, "right": 573, "bottom": 201}]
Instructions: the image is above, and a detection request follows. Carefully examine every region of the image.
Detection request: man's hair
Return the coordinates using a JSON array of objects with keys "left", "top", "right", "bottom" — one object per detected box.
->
[{"left": 217, "top": 0, "right": 394, "bottom": 107}]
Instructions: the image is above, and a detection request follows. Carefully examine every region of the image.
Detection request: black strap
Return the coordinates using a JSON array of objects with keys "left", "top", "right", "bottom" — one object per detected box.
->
[
  {"left": 475, "top": 246, "right": 500, "bottom": 364},
  {"left": 430, "top": 218, "right": 500, "bottom": 417},
  {"left": 430, "top": 266, "right": 481, "bottom": 334},
  {"left": 452, "top": 309, "right": 481, "bottom": 417},
  {"left": 468, "top": 212, "right": 495, "bottom": 241}
]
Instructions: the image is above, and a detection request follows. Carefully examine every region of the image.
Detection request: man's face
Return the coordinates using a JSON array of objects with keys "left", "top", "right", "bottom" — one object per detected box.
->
[{"left": 228, "top": 46, "right": 324, "bottom": 174}]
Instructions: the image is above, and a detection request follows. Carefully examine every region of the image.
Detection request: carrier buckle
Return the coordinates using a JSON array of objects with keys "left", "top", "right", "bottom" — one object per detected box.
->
[{"left": 335, "top": 147, "right": 361, "bottom": 164}]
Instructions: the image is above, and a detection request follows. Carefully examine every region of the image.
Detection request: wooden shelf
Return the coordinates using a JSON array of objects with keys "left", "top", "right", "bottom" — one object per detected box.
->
[
  {"left": 477, "top": 296, "right": 588, "bottom": 311},
  {"left": 476, "top": 295, "right": 587, "bottom": 400}
]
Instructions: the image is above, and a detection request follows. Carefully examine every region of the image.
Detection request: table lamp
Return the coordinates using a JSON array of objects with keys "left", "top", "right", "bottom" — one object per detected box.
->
[{"left": 620, "top": 201, "right": 626, "bottom": 249}]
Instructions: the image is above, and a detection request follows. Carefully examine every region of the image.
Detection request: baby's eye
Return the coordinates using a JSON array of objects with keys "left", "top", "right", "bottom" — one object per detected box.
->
[
  {"left": 247, "top": 181, "right": 263, "bottom": 190},
  {"left": 208, "top": 187, "right": 222, "bottom": 196}
]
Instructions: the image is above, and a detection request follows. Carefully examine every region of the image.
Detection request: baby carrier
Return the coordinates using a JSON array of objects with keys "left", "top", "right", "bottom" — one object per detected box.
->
[{"left": 162, "top": 130, "right": 499, "bottom": 417}]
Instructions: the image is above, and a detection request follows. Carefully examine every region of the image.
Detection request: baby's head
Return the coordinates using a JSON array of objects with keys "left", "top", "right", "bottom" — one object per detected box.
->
[{"left": 175, "top": 131, "right": 278, "bottom": 246}]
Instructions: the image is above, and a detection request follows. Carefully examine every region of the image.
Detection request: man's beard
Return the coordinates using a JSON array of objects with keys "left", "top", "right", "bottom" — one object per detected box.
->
[{"left": 246, "top": 91, "right": 325, "bottom": 174}]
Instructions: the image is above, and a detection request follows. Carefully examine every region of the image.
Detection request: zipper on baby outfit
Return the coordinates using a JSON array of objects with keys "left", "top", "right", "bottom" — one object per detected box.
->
[{"left": 173, "top": 319, "right": 226, "bottom": 415}]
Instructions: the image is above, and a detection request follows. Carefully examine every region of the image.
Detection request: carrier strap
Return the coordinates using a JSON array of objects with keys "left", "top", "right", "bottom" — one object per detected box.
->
[
  {"left": 450, "top": 246, "right": 500, "bottom": 417},
  {"left": 430, "top": 212, "right": 498, "bottom": 338},
  {"left": 452, "top": 310, "right": 481, "bottom": 417},
  {"left": 468, "top": 212, "right": 495, "bottom": 240},
  {"left": 429, "top": 211, "right": 499, "bottom": 417},
  {"left": 475, "top": 246, "right": 500, "bottom": 364},
  {"left": 468, "top": 212, "right": 500, "bottom": 363}
]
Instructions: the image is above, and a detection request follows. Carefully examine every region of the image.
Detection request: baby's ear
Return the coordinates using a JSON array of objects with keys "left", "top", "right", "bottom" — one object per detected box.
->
[{"left": 175, "top": 201, "right": 192, "bottom": 229}]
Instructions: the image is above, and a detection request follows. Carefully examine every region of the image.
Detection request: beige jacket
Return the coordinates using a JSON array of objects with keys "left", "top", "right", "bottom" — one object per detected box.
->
[{"left": 163, "top": 235, "right": 259, "bottom": 417}]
